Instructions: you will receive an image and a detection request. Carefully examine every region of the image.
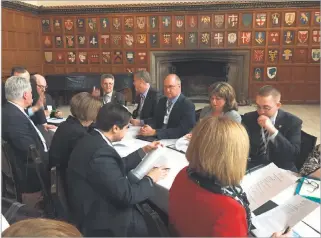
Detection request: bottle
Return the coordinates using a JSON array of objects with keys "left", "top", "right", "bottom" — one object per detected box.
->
[{"left": 50, "top": 109, "right": 56, "bottom": 118}]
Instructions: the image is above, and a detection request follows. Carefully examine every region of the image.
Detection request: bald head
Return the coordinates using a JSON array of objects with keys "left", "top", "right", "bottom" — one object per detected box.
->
[
  {"left": 33, "top": 74, "right": 47, "bottom": 94},
  {"left": 163, "top": 74, "right": 181, "bottom": 99}
]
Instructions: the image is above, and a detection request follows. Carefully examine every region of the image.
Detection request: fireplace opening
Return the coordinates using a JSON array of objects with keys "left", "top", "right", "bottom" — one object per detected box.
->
[{"left": 172, "top": 60, "right": 229, "bottom": 101}]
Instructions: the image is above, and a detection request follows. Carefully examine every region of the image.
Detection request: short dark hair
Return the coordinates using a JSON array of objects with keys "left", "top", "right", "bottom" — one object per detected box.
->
[
  {"left": 11, "top": 66, "right": 26, "bottom": 76},
  {"left": 96, "top": 103, "right": 131, "bottom": 132},
  {"left": 258, "top": 85, "right": 281, "bottom": 101},
  {"left": 100, "top": 73, "right": 114, "bottom": 82},
  {"left": 134, "top": 70, "right": 151, "bottom": 84}
]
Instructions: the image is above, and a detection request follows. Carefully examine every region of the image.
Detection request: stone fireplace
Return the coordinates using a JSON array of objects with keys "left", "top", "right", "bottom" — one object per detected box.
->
[{"left": 150, "top": 50, "right": 250, "bottom": 102}]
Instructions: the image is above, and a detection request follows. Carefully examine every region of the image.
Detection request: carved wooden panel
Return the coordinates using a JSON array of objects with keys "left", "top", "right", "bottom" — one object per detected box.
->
[{"left": 1, "top": 8, "right": 42, "bottom": 77}]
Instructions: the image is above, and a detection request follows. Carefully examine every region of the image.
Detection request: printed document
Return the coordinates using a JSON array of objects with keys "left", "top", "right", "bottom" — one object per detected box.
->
[
  {"left": 252, "top": 195, "right": 319, "bottom": 237},
  {"left": 241, "top": 163, "right": 298, "bottom": 210},
  {"left": 131, "top": 146, "right": 169, "bottom": 180}
]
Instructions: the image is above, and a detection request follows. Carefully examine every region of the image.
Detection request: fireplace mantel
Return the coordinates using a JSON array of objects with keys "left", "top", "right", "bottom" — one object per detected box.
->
[{"left": 150, "top": 50, "right": 250, "bottom": 102}]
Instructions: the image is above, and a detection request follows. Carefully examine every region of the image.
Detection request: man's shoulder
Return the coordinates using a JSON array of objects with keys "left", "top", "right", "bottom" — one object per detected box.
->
[
  {"left": 279, "top": 109, "right": 303, "bottom": 125},
  {"left": 243, "top": 110, "right": 258, "bottom": 119},
  {"left": 179, "top": 94, "right": 195, "bottom": 108},
  {"left": 3, "top": 103, "right": 25, "bottom": 118}
]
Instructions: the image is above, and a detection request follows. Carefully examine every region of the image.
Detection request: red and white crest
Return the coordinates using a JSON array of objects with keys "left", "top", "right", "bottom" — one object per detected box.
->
[
  {"left": 298, "top": 31, "right": 309, "bottom": 43},
  {"left": 312, "top": 30, "right": 320, "bottom": 43},
  {"left": 64, "top": 19, "right": 73, "bottom": 30}
]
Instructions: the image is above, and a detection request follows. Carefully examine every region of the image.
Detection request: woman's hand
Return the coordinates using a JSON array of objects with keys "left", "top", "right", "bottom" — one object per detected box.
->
[
  {"left": 142, "top": 141, "right": 163, "bottom": 153},
  {"left": 185, "top": 133, "right": 192, "bottom": 140},
  {"left": 271, "top": 229, "right": 292, "bottom": 237}
]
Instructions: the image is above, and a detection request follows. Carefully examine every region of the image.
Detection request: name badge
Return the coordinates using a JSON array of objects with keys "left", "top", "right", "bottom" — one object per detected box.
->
[
  {"left": 163, "top": 115, "right": 169, "bottom": 125},
  {"left": 47, "top": 105, "right": 52, "bottom": 111}
]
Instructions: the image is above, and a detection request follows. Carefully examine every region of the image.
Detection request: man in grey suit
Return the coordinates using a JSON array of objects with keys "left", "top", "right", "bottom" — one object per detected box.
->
[{"left": 92, "top": 73, "right": 125, "bottom": 105}]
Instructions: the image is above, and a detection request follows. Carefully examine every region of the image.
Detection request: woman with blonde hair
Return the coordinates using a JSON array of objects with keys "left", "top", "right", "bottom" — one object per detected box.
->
[
  {"left": 2, "top": 218, "right": 82, "bottom": 237},
  {"left": 169, "top": 117, "right": 291, "bottom": 237}
]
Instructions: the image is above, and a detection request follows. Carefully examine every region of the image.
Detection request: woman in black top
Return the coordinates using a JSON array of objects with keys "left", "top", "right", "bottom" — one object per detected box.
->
[{"left": 49, "top": 92, "right": 102, "bottom": 172}]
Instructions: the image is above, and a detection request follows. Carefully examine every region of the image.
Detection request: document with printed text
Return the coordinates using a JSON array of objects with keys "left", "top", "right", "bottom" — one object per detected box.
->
[
  {"left": 252, "top": 195, "right": 319, "bottom": 237},
  {"left": 241, "top": 163, "right": 298, "bottom": 210}
]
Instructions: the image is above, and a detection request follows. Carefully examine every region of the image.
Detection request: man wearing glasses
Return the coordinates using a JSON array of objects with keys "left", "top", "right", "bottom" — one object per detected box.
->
[
  {"left": 33, "top": 74, "right": 63, "bottom": 119},
  {"left": 92, "top": 74, "right": 125, "bottom": 105},
  {"left": 138, "top": 74, "right": 196, "bottom": 139},
  {"left": 242, "top": 85, "right": 302, "bottom": 171}
]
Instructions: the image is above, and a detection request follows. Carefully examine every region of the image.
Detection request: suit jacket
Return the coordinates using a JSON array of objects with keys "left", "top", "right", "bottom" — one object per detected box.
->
[
  {"left": 44, "top": 93, "right": 56, "bottom": 111},
  {"left": 99, "top": 91, "right": 125, "bottom": 105},
  {"left": 242, "top": 109, "right": 302, "bottom": 171},
  {"left": 67, "top": 130, "right": 154, "bottom": 237},
  {"left": 2, "top": 102, "right": 47, "bottom": 193},
  {"left": 132, "top": 87, "right": 162, "bottom": 120},
  {"left": 145, "top": 94, "right": 196, "bottom": 139},
  {"left": 49, "top": 116, "right": 88, "bottom": 170}
]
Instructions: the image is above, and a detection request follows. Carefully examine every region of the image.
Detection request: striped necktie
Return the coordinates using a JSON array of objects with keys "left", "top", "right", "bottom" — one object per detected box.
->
[
  {"left": 258, "top": 128, "right": 269, "bottom": 156},
  {"left": 137, "top": 94, "right": 145, "bottom": 118}
]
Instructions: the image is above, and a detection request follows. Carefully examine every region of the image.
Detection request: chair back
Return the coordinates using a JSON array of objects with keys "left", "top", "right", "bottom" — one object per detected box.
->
[
  {"left": 50, "top": 166, "right": 72, "bottom": 222},
  {"left": 296, "top": 131, "right": 317, "bottom": 170},
  {"left": 1, "top": 140, "right": 23, "bottom": 202},
  {"left": 195, "top": 109, "right": 202, "bottom": 122},
  {"left": 28, "top": 145, "right": 54, "bottom": 216}
]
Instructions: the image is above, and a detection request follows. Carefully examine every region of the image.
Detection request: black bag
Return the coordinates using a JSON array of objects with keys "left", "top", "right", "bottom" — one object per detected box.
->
[
  {"left": 2, "top": 197, "right": 44, "bottom": 224},
  {"left": 138, "top": 203, "right": 170, "bottom": 237}
]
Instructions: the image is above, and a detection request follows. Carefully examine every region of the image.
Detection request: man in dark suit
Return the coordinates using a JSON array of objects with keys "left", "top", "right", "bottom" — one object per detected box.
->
[
  {"left": 92, "top": 73, "right": 125, "bottom": 105},
  {"left": 2, "top": 76, "right": 48, "bottom": 200},
  {"left": 242, "top": 85, "right": 302, "bottom": 171},
  {"left": 139, "top": 74, "right": 196, "bottom": 139},
  {"left": 2, "top": 66, "right": 30, "bottom": 106},
  {"left": 131, "top": 70, "right": 161, "bottom": 123},
  {"left": 32, "top": 74, "right": 63, "bottom": 118},
  {"left": 67, "top": 103, "right": 168, "bottom": 237}
]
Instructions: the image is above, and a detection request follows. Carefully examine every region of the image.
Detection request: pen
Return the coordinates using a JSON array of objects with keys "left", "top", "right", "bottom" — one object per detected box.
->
[{"left": 282, "top": 226, "right": 291, "bottom": 235}]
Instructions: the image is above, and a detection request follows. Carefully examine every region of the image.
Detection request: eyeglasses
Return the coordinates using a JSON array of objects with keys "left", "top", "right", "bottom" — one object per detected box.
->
[
  {"left": 164, "top": 85, "right": 178, "bottom": 90},
  {"left": 102, "top": 82, "right": 114, "bottom": 86},
  {"left": 37, "top": 84, "right": 48, "bottom": 90},
  {"left": 303, "top": 179, "right": 319, "bottom": 193},
  {"left": 255, "top": 104, "right": 275, "bottom": 112}
]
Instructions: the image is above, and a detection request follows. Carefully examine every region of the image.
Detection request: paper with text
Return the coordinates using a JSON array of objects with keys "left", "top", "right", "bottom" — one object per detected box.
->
[
  {"left": 252, "top": 195, "right": 319, "bottom": 237},
  {"left": 131, "top": 146, "right": 169, "bottom": 180},
  {"left": 241, "top": 163, "right": 298, "bottom": 210}
]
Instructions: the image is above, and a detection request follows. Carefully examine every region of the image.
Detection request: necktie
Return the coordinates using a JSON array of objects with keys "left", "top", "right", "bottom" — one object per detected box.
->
[
  {"left": 27, "top": 118, "right": 48, "bottom": 152},
  {"left": 137, "top": 94, "right": 145, "bottom": 118},
  {"left": 258, "top": 128, "right": 269, "bottom": 156},
  {"left": 166, "top": 100, "right": 173, "bottom": 115},
  {"left": 103, "top": 95, "right": 110, "bottom": 104}
]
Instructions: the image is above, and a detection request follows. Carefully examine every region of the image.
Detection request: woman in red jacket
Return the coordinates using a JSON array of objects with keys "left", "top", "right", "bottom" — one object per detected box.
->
[{"left": 169, "top": 116, "right": 250, "bottom": 237}]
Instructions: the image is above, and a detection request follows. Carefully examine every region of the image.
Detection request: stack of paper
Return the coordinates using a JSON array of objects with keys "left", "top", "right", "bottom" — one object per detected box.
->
[
  {"left": 241, "top": 163, "right": 298, "bottom": 210},
  {"left": 252, "top": 195, "right": 320, "bottom": 237}
]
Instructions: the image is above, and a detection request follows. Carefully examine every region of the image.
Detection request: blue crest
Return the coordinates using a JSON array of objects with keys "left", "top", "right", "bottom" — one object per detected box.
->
[
  {"left": 300, "top": 12, "right": 310, "bottom": 24},
  {"left": 242, "top": 13, "right": 253, "bottom": 27},
  {"left": 255, "top": 32, "right": 265, "bottom": 44}
]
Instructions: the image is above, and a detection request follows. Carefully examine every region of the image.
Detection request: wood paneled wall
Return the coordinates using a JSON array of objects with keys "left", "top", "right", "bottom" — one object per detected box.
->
[
  {"left": 1, "top": 3, "right": 320, "bottom": 103},
  {"left": 2, "top": 8, "right": 42, "bottom": 78}
]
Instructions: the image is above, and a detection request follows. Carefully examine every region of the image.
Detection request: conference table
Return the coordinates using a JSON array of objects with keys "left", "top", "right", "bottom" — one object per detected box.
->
[{"left": 112, "top": 126, "right": 320, "bottom": 237}]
